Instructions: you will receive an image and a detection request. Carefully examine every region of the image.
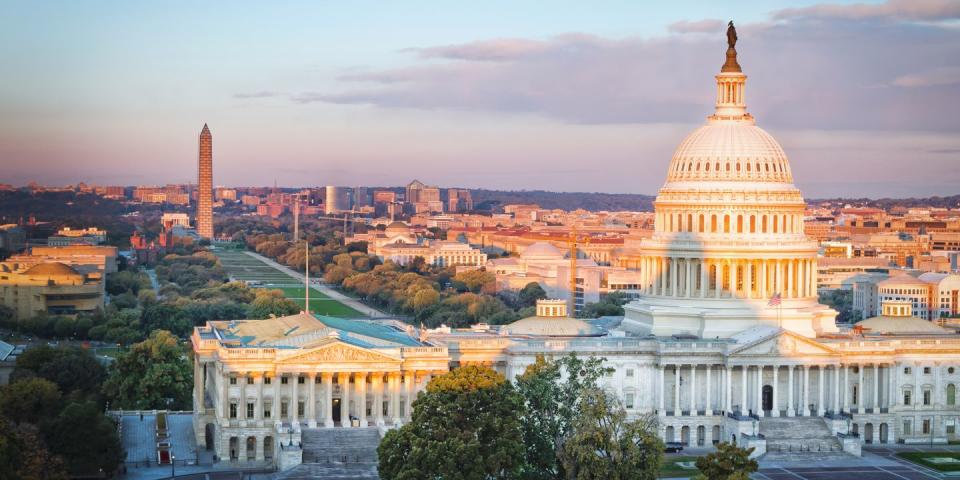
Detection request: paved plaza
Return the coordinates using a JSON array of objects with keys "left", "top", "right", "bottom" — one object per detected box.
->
[{"left": 120, "top": 413, "right": 202, "bottom": 468}]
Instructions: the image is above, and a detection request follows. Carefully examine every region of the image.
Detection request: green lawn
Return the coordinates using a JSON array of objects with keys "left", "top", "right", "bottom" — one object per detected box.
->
[
  {"left": 897, "top": 452, "right": 960, "bottom": 472},
  {"left": 659, "top": 455, "right": 701, "bottom": 478},
  {"left": 213, "top": 250, "right": 364, "bottom": 318}
]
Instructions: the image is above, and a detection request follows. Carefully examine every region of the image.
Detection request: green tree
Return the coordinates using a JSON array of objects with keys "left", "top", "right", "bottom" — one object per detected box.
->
[
  {"left": 693, "top": 442, "right": 757, "bottom": 480},
  {"left": 248, "top": 289, "right": 300, "bottom": 319},
  {"left": 453, "top": 269, "right": 497, "bottom": 294},
  {"left": 515, "top": 354, "right": 612, "bottom": 480},
  {"left": 378, "top": 365, "right": 525, "bottom": 480},
  {"left": 11, "top": 346, "right": 105, "bottom": 400},
  {"left": 41, "top": 401, "right": 123, "bottom": 477},
  {"left": 0, "top": 378, "right": 62, "bottom": 425},
  {"left": 102, "top": 330, "right": 193, "bottom": 409},
  {"left": 518, "top": 282, "right": 547, "bottom": 308},
  {"left": 0, "top": 417, "right": 69, "bottom": 480},
  {"left": 558, "top": 388, "right": 663, "bottom": 480}
]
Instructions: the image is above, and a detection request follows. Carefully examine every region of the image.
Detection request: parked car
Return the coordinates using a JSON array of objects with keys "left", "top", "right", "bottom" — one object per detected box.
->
[{"left": 664, "top": 442, "right": 684, "bottom": 453}]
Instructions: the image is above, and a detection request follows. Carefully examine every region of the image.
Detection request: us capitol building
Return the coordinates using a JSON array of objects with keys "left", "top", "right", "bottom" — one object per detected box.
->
[{"left": 192, "top": 30, "right": 960, "bottom": 468}]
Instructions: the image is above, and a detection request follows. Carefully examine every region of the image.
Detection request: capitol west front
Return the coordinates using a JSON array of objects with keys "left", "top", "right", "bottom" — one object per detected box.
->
[{"left": 192, "top": 33, "right": 960, "bottom": 467}]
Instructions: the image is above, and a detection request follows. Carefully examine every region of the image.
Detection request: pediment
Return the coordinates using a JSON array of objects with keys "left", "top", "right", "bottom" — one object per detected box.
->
[
  {"left": 280, "top": 341, "right": 400, "bottom": 364},
  {"left": 731, "top": 331, "right": 836, "bottom": 357}
]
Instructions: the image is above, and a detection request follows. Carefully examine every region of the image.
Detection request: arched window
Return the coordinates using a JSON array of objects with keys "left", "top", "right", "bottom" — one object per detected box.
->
[
  {"left": 699, "top": 214, "right": 705, "bottom": 233},
  {"left": 687, "top": 214, "right": 693, "bottom": 233},
  {"left": 773, "top": 216, "right": 778, "bottom": 233},
  {"left": 781, "top": 215, "right": 787, "bottom": 233},
  {"left": 696, "top": 162, "right": 701, "bottom": 171},
  {"left": 737, "top": 215, "right": 743, "bottom": 233},
  {"left": 724, "top": 215, "right": 730, "bottom": 233},
  {"left": 746, "top": 162, "right": 751, "bottom": 172},
  {"left": 715, "top": 162, "right": 720, "bottom": 171},
  {"left": 736, "top": 162, "right": 741, "bottom": 172},
  {"left": 948, "top": 384, "right": 956, "bottom": 406},
  {"left": 762, "top": 215, "right": 767, "bottom": 233},
  {"left": 711, "top": 215, "right": 718, "bottom": 233},
  {"left": 750, "top": 215, "right": 756, "bottom": 233},
  {"left": 725, "top": 163, "right": 730, "bottom": 172},
  {"left": 705, "top": 162, "right": 710, "bottom": 171}
]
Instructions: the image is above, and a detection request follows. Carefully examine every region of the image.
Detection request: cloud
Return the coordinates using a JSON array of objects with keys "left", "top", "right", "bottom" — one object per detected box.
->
[
  {"left": 233, "top": 91, "right": 279, "bottom": 99},
  {"left": 288, "top": 4, "right": 960, "bottom": 132},
  {"left": 668, "top": 19, "right": 725, "bottom": 34},
  {"left": 893, "top": 66, "right": 960, "bottom": 87},
  {"left": 772, "top": 0, "right": 960, "bottom": 21}
]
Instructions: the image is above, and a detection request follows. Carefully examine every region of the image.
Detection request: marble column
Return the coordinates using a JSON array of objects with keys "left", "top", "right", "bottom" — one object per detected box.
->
[
  {"left": 307, "top": 373, "right": 317, "bottom": 428},
  {"left": 833, "top": 365, "right": 840, "bottom": 413},
  {"left": 658, "top": 365, "right": 666, "bottom": 414},
  {"left": 843, "top": 365, "right": 850, "bottom": 412},
  {"left": 858, "top": 364, "right": 865, "bottom": 414},
  {"left": 357, "top": 372, "right": 368, "bottom": 427},
  {"left": 674, "top": 365, "right": 681, "bottom": 415},
  {"left": 787, "top": 365, "right": 795, "bottom": 417},
  {"left": 756, "top": 365, "right": 764, "bottom": 417},
  {"left": 760, "top": 260, "right": 768, "bottom": 299},
  {"left": 391, "top": 372, "right": 402, "bottom": 425},
  {"left": 404, "top": 372, "right": 415, "bottom": 420},
  {"left": 239, "top": 373, "right": 247, "bottom": 421},
  {"left": 874, "top": 364, "right": 880, "bottom": 411},
  {"left": 740, "top": 365, "right": 750, "bottom": 415},
  {"left": 700, "top": 259, "right": 708, "bottom": 298},
  {"left": 372, "top": 373, "right": 384, "bottom": 426},
  {"left": 194, "top": 360, "right": 203, "bottom": 411},
  {"left": 772, "top": 366, "right": 780, "bottom": 417},
  {"left": 291, "top": 374, "right": 299, "bottom": 425},
  {"left": 745, "top": 261, "right": 753, "bottom": 298},
  {"left": 817, "top": 366, "right": 825, "bottom": 416},
  {"left": 340, "top": 372, "right": 351, "bottom": 427},
  {"left": 670, "top": 257, "right": 678, "bottom": 297},
  {"left": 802, "top": 366, "right": 809, "bottom": 416},
  {"left": 685, "top": 259, "right": 692, "bottom": 297},
  {"left": 323, "top": 372, "right": 334, "bottom": 428},
  {"left": 690, "top": 365, "right": 697, "bottom": 416},
  {"left": 724, "top": 366, "right": 732, "bottom": 413},
  {"left": 705, "top": 365, "right": 713, "bottom": 416}
]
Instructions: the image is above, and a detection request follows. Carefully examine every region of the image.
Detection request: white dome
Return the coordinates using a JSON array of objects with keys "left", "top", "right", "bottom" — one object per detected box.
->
[
  {"left": 522, "top": 242, "right": 563, "bottom": 259},
  {"left": 665, "top": 124, "right": 793, "bottom": 184}
]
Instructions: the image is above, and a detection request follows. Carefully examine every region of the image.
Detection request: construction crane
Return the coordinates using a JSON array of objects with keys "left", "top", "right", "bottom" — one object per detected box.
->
[{"left": 567, "top": 225, "right": 590, "bottom": 316}]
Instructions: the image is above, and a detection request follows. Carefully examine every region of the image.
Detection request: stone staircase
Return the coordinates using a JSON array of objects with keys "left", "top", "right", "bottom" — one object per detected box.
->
[
  {"left": 275, "top": 462, "right": 379, "bottom": 480},
  {"left": 759, "top": 417, "right": 848, "bottom": 459},
  {"left": 300, "top": 427, "right": 381, "bottom": 465}
]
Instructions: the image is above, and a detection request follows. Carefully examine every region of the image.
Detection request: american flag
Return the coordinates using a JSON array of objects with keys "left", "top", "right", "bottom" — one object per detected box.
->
[{"left": 768, "top": 292, "right": 782, "bottom": 307}]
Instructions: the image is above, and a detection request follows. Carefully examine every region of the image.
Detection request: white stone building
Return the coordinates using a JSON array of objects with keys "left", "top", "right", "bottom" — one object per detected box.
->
[{"left": 192, "top": 32, "right": 960, "bottom": 470}]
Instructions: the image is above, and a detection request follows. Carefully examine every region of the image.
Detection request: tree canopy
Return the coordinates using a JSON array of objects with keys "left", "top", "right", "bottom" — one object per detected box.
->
[
  {"left": 102, "top": 329, "right": 193, "bottom": 410},
  {"left": 693, "top": 442, "right": 758, "bottom": 480},
  {"left": 378, "top": 365, "right": 525, "bottom": 480}
]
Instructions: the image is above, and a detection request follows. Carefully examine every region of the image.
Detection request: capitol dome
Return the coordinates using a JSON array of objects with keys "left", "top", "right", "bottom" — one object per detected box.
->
[
  {"left": 622, "top": 29, "right": 837, "bottom": 339},
  {"left": 665, "top": 124, "right": 794, "bottom": 185}
]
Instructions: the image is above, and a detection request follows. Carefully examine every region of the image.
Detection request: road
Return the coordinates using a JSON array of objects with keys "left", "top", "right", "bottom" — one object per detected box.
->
[{"left": 243, "top": 251, "right": 388, "bottom": 318}]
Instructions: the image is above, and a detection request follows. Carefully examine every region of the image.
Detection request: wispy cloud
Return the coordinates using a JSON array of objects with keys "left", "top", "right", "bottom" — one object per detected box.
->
[
  {"left": 772, "top": 0, "right": 960, "bottom": 21},
  {"left": 667, "top": 19, "right": 725, "bottom": 34},
  {"left": 233, "top": 91, "right": 280, "bottom": 99},
  {"left": 893, "top": 66, "right": 960, "bottom": 87}
]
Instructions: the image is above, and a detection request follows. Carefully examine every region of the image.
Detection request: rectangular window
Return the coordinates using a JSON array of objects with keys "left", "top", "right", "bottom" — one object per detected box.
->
[
  {"left": 315, "top": 375, "right": 322, "bottom": 384},
  {"left": 265, "top": 376, "right": 271, "bottom": 385},
  {"left": 229, "top": 403, "right": 237, "bottom": 418},
  {"left": 948, "top": 424, "right": 956, "bottom": 435},
  {"left": 625, "top": 393, "right": 635, "bottom": 409},
  {"left": 905, "top": 367, "right": 912, "bottom": 375},
  {"left": 904, "top": 420, "right": 912, "bottom": 435},
  {"left": 626, "top": 369, "right": 635, "bottom": 377},
  {"left": 281, "top": 377, "right": 288, "bottom": 385},
  {"left": 281, "top": 402, "right": 288, "bottom": 418},
  {"left": 264, "top": 404, "right": 272, "bottom": 418},
  {"left": 298, "top": 401, "right": 304, "bottom": 416},
  {"left": 924, "top": 390, "right": 932, "bottom": 406},
  {"left": 247, "top": 376, "right": 254, "bottom": 385},
  {"left": 297, "top": 376, "right": 305, "bottom": 384},
  {"left": 904, "top": 390, "right": 912, "bottom": 406},
  {"left": 924, "top": 367, "right": 932, "bottom": 375},
  {"left": 229, "top": 376, "right": 237, "bottom": 385},
  {"left": 247, "top": 402, "right": 254, "bottom": 418},
  {"left": 923, "top": 419, "right": 931, "bottom": 434}
]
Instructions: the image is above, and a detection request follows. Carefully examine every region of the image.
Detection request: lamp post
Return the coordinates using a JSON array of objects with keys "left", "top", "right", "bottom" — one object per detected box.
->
[{"left": 170, "top": 454, "right": 175, "bottom": 479}]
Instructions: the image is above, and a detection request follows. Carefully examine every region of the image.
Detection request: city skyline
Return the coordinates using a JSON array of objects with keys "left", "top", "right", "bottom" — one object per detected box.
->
[{"left": 1, "top": 0, "right": 959, "bottom": 198}]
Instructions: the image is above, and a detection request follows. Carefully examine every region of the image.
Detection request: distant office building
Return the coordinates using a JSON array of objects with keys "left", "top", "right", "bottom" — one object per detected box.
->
[
  {"left": 373, "top": 190, "right": 396, "bottom": 204},
  {"left": 197, "top": 124, "right": 214, "bottom": 239},
  {"left": 447, "top": 188, "right": 473, "bottom": 212},
  {"left": 324, "top": 186, "right": 350, "bottom": 214},
  {"left": 0, "top": 225, "right": 26, "bottom": 253},
  {"left": 47, "top": 227, "right": 107, "bottom": 246},
  {"left": 216, "top": 188, "right": 237, "bottom": 201},
  {"left": 406, "top": 180, "right": 440, "bottom": 205},
  {"left": 0, "top": 262, "right": 104, "bottom": 319},
  {"left": 354, "top": 187, "right": 370, "bottom": 208}
]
